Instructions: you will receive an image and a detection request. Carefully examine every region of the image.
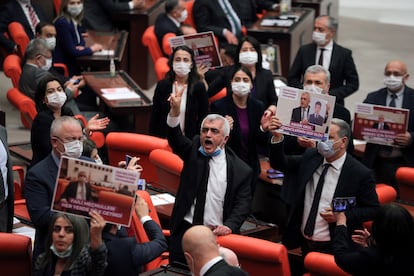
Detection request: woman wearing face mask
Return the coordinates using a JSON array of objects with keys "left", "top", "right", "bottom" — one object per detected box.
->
[
  {"left": 33, "top": 212, "right": 107, "bottom": 276},
  {"left": 149, "top": 45, "right": 209, "bottom": 139},
  {"left": 210, "top": 66, "right": 271, "bottom": 193},
  {"left": 31, "top": 75, "right": 109, "bottom": 167},
  {"left": 208, "top": 36, "right": 278, "bottom": 116},
  {"left": 53, "top": 0, "right": 103, "bottom": 77}
]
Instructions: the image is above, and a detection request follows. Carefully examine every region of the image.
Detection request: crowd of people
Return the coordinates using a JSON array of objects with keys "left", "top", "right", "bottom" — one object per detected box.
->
[{"left": 0, "top": 0, "right": 413, "bottom": 275}]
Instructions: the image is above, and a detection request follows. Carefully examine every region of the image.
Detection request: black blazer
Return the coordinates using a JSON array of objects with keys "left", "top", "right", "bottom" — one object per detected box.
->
[
  {"left": 60, "top": 181, "right": 92, "bottom": 201},
  {"left": 362, "top": 86, "right": 414, "bottom": 168},
  {"left": 149, "top": 79, "right": 209, "bottom": 139},
  {"left": 210, "top": 95, "right": 268, "bottom": 179},
  {"left": 287, "top": 42, "right": 359, "bottom": 105},
  {"left": 269, "top": 141, "right": 380, "bottom": 249},
  {"left": 0, "top": 126, "right": 14, "bottom": 233},
  {"left": 154, "top": 13, "right": 183, "bottom": 56},
  {"left": 204, "top": 259, "right": 249, "bottom": 276},
  {"left": 0, "top": 0, "right": 47, "bottom": 52},
  {"left": 167, "top": 125, "right": 252, "bottom": 234},
  {"left": 208, "top": 65, "right": 278, "bottom": 108}
]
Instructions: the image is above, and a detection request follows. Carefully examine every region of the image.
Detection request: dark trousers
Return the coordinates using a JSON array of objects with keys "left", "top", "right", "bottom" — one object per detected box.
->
[{"left": 168, "top": 220, "right": 193, "bottom": 267}]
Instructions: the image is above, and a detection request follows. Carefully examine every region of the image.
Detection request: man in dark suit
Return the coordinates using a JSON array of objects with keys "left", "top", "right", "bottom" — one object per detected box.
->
[
  {"left": 102, "top": 196, "right": 168, "bottom": 275},
  {"left": 308, "top": 101, "right": 325, "bottom": 126},
  {"left": 269, "top": 117, "right": 380, "bottom": 275},
  {"left": 291, "top": 91, "right": 311, "bottom": 124},
  {"left": 25, "top": 116, "right": 85, "bottom": 262},
  {"left": 0, "top": 0, "right": 47, "bottom": 54},
  {"left": 59, "top": 171, "right": 92, "bottom": 202},
  {"left": 0, "top": 126, "right": 14, "bottom": 233},
  {"left": 154, "top": 0, "right": 196, "bottom": 56},
  {"left": 372, "top": 114, "right": 390, "bottom": 130},
  {"left": 362, "top": 60, "right": 414, "bottom": 195},
  {"left": 167, "top": 88, "right": 252, "bottom": 266},
  {"left": 182, "top": 225, "right": 248, "bottom": 276},
  {"left": 193, "top": 0, "right": 243, "bottom": 47},
  {"left": 83, "top": 0, "right": 145, "bottom": 32},
  {"left": 287, "top": 15, "right": 359, "bottom": 106}
]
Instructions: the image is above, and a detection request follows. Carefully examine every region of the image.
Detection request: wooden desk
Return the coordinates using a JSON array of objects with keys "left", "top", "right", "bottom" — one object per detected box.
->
[
  {"left": 248, "top": 8, "right": 315, "bottom": 78},
  {"left": 9, "top": 142, "right": 33, "bottom": 166},
  {"left": 78, "top": 31, "right": 128, "bottom": 72},
  {"left": 112, "top": 0, "right": 165, "bottom": 89},
  {"left": 82, "top": 71, "right": 152, "bottom": 134}
]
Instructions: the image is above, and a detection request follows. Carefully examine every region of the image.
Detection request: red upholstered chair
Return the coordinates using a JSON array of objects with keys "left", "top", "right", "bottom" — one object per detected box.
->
[
  {"left": 216, "top": 234, "right": 291, "bottom": 276},
  {"left": 149, "top": 149, "right": 183, "bottom": 195},
  {"left": 154, "top": 57, "right": 170, "bottom": 81},
  {"left": 6, "top": 87, "right": 37, "bottom": 129},
  {"left": 130, "top": 190, "right": 169, "bottom": 271},
  {"left": 12, "top": 165, "right": 32, "bottom": 226},
  {"left": 142, "top": 25, "right": 164, "bottom": 65},
  {"left": 8, "top": 22, "right": 30, "bottom": 57},
  {"left": 105, "top": 132, "right": 172, "bottom": 188},
  {"left": 396, "top": 167, "right": 414, "bottom": 204},
  {"left": 73, "top": 114, "right": 105, "bottom": 149},
  {"left": 183, "top": 0, "right": 196, "bottom": 28},
  {"left": 304, "top": 252, "right": 350, "bottom": 276},
  {"left": 53, "top": 0, "right": 62, "bottom": 16},
  {"left": 162, "top": 32, "right": 176, "bottom": 57},
  {"left": 209, "top": 88, "right": 227, "bottom": 104},
  {"left": 0, "top": 233, "right": 32, "bottom": 276},
  {"left": 3, "top": 54, "right": 22, "bottom": 88}
]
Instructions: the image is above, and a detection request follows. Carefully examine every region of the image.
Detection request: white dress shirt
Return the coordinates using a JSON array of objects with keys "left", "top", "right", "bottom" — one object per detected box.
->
[{"left": 316, "top": 39, "right": 333, "bottom": 69}]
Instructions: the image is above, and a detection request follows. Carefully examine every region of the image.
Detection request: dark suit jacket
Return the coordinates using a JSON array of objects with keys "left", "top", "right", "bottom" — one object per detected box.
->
[
  {"left": 83, "top": 0, "right": 130, "bottom": 32},
  {"left": 54, "top": 16, "right": 93, "bottom": 76},
  {"left": 0, "top": 126, "right": 14, "bottom": 232},
  {"left": 372, "top": 122, "right": 390, "bottom": 130},
  {"left": 210, "top": 95, "right": 268, "bottom": 179},
  {"left": 291, "top": 106, "right": 308, "bottom": 123},
  {"left": 308, "top": 113, "right": 324, "bottom": 126},
  {"left": 362, "top": 86, "right": 414, "bottom": 168},
  {"left": 103, "top": 221, "right": 168, "bottom": 276},
  {"left": 154, "top": 13, "right": 183, "bottom": 56},
  {"left": 204, "top": 259, "right": 249, "bottom": 276},
  {"left": 193, "top": 0, "right": 243, "bottom": 47},
  {"left": 0, "top": 0, "right": 46, "bottom": 53},
  {"left": 149, "top": 79, "right": 209, "bottom": 139},
  {"left": 208, "top": 65, "right": 278, "bottom": 108},
  {"left": 269, "top": 141, "right": 380, "bottom": 249},
  {"left": 25, "top": 154, "right": 59, "bottom": 260},
  {"left": 60, "top": 181, "right": 92, "bottom": 201},
  {"left": 167, "top": 125, "right": 252, "bottom": 234},
  {"left": 287, "top": 42, "right": 359, "bottom": 105}
]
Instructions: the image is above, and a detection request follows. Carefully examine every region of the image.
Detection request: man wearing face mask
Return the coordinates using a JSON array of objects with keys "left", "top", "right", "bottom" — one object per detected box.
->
[
  {"left": 154, "top": 0, "right": 197, "bottom": 56},
  {"left": 268, "top": 117, "right": 380, "bottom": 276},
  {"left": 25, "top": 116, "right": 89, "bottom": 263},
  {"left": 362, "top": 60, "right": 414, "bottom": 196},
  {"left": 287, "top": 15, "right": 359, "bottom": 106},
  {"left": 167, "top": 88, "right": 252, "bottom": 267},
  {"left": 0, "top": 0, "right": 47, "bottom": 54},
  {"left": 35, "top": 22, "right": 57, "bottom": 51},
  {"left": 19, "top": 38, "right": 82, "bottom": 115}
]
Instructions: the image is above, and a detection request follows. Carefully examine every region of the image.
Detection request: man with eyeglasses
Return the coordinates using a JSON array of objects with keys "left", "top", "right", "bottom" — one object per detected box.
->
[
  {"left": 362, "top": 60, "right": 414, "bottom": 196},
  {"left": 25, "top": 116, "right": 87, "bottom": 263},
  {"left": 166, "top": 86, "right": 253, "bottom": 268}
]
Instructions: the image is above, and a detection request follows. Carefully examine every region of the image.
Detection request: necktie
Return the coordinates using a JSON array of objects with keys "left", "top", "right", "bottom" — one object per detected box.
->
[
  {"left": 193, "top": 156, "right": 210, "bottom": 225},
  {"left": 302, "top": 108, "right": 306, "bottom": 120},
  {"left": 389, "top": 94, "right": 397, "bottom": 107},
  {"left": 318, "top": 48, "right": 325, "bottom": 66},
  {"left": 26, "top": 4, "right": 39, "bottom": 32},
  {"left": 221, "top": 0, "right": 242, "bottom": 36},
  {"left": 304, "top": 163, "right": 331, "bottom": 237}
]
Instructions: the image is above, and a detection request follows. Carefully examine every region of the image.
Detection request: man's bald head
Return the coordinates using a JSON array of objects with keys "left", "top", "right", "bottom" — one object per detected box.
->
[{"left": 182, "top": 225, "right": 219, "bottom": 259}]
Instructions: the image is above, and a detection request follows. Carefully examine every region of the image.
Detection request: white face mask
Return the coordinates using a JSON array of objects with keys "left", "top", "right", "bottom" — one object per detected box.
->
[
  {"left": 384, "top": 75, "right": 403, "bottom": 91},
  {"left": 41, "top": 57, "right": 53, "bottom": 71},
  {"left": 67, "top": 4, "right": 83, "bottom": 17},
  {"left": 231, "top": 81, "right": 251, "bottom": 96},
  {"left": 304, "top": 84, "right": 324, "bottom": 94},
  {"left": 45, "top": 37, "right": 56, "bottom": 50},
  {"left": 239, "top": 51, "right": 258, "bottom": 65},
  {"left": 46, "top": 92, "right": 67, "bottom": 109},
  {"left": 178, "top": 9, "right": 188, "bottom": 23},
  {"left": 50, "top": 244, "right": 73, "bottom": 258},
  {"left": 312, "top": 31, "right": 327, "bottom": 46},
  {"left": 63, "top": 140, "right": 83, "bottom": 158},
  {"left": 94, "top": 156, "right": 103, "bottom": 165},
  {"left": 317, "top": 139, "right": 340, "bottom": 158},
  {"left": 173, "top": 62, "right": 191, "bottom": 77}
]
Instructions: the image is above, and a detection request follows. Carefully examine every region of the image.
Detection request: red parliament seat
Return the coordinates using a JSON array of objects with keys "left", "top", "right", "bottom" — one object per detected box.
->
[
  {"left": 304, "top": 252, "right": 351, "bottom": 276},
  {"left": 0, "top": 233, "right": 32, "bottom": 276},
  {"left": 149, "top": 149, "right": 183, "bottom": 195}
]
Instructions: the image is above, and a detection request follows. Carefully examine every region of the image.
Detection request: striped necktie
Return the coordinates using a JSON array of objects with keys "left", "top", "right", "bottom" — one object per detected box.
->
[
  {"left": 221, "top": 0, "right": 242, "bottom": 36},
  {"left": 26, "top": 4, "right": 39, "bottom": 33}
]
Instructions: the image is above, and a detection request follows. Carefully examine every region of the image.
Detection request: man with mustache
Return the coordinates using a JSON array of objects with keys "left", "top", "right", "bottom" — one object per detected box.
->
[{"left": 166, "top": 83, "right": 253, "bottom": 267}]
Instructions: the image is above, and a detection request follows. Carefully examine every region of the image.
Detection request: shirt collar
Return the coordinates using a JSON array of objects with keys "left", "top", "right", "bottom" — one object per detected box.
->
[
  {"left": 200, "top": 256, "right": 223, "bottom": 276},
  {"left": 324, "top": 152, "right": 346, "bottom": 171},
  {"left": 319, "top": 39, "right": 333, "bottom": 51},
  {"left": 167, "top": 14, "right": 180, "bottom": 28},
  {"left": 387, "top": 87, "right": 404, "bottom": 98}
]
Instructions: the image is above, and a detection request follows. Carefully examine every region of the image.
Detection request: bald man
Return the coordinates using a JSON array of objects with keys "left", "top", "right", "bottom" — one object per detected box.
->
[
  {"left": 363, "top": 60, "right": 414, "bottom": 196},
  {"left": 182, "top": 225, "right": 248, "bottom": 276}
]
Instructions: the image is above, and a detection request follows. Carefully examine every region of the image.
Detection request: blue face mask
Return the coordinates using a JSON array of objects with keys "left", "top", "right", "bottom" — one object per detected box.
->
[
  {"left": 198, "top": 146, "right": 221, "bottom": 157},
  {"left": 317, "top": 139, "right": 339, "bottom": 158},
  {"left": 50, "top": 244, "right": 73, "bottom": 258}
]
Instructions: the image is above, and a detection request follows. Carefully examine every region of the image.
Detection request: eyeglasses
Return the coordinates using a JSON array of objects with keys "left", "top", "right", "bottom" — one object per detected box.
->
[
  {"left": 53, "top": 135, "right": 85, "bottom": 143},
  {"left": 201, "top": 127, "right": 220, "bottom": 134}
]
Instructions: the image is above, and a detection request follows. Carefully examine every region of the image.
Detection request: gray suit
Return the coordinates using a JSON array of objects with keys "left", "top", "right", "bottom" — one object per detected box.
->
[{"left": 0, "top": 126, "right": 14, "bottom": 233}]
